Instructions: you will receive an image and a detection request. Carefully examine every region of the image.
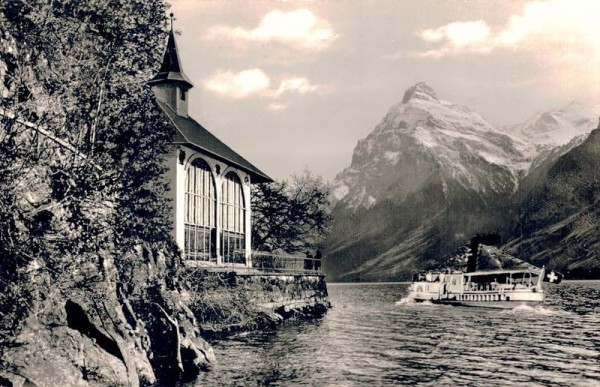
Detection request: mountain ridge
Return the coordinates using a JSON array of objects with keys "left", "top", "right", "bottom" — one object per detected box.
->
[
  {"left": 324, "top": 83, "right": 598, "bottom": 281},
  {"left": 331, "top": 82, "right": 526, "bottom": 211}
]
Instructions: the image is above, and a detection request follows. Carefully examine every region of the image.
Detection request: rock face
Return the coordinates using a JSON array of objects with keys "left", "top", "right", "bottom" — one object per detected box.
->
[
  {"left": 0, "top": 254, "right": 330, "bottom": 386},
  {"left": 324, "top": 82, "right": 598, "bottom": 281},
  {"left": 0, "top": 247, "right": 216, "bottom": 387}
]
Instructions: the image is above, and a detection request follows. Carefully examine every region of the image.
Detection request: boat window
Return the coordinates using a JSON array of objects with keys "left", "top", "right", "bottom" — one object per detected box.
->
[{"left": 425, "top": 272, "right": 439, "bottom": 282}]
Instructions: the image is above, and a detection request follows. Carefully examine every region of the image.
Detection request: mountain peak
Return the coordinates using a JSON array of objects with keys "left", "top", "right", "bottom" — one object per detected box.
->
[
  {"left": 559, "top": 100, "right": 584, "bottom": 113},
  {"left": 402, "top": 82, "right": 437, "bottom": 103},
  {"left": 503, "top": 100, "right": 597, "bottom": 148}
]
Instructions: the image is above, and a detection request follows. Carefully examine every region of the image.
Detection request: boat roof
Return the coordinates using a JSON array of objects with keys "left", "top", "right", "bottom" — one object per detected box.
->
[
  {"left": 465, "top": 269, "right": 541, "bottom": 276},
  {"left": 417, "top": 268, "right": 541, "bottom": 276},
  {"left": 415, "top": 270, "right": 463, "bottom": 275}
]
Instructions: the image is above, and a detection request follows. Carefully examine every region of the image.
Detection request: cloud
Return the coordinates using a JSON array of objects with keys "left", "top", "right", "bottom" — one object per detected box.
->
[
  {"left": 268, "top": 103, "right": 288, "bottom": 112},
  {"left": 417, "top": 20, "right": 492, "bottom": 57},
  {"left": 206, "top": 9, "right": 335, "bottom": 50},
  {"left": 203, "top": 69, "right": 271, "bottom": 99},
  {"left": 415, "top": 0, "right": 600, "bottom": 98},
  {"left": 419, "top": 20, "right": 491, "bottom": 49},
  {"left": 276, "top": 77, "right": 321, "bottom": 96},
  {"left": 204, "top": 69, "right": 325, "bottom": 100},
  {"left": 416, "top": 0, "right": 600, "bottom": 58}
]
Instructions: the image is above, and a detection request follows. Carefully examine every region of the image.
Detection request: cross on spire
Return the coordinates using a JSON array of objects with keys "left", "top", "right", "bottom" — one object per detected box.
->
[{"left": 147, "top": 13, "right": 193, "bottom": 89}]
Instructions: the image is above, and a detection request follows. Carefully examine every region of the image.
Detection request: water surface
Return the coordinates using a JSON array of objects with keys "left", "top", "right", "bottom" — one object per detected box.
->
[{"left": 195, "top": 281, "right": 600, "bottom": 386}]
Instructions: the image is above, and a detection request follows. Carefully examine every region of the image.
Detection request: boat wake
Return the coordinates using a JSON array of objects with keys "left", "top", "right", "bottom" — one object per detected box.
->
[
  {"left": 501, "top": 304, "right": 569, "bottom": 316},
  {"left": 395, "top": 296, "right": 415, "bottom": 305},
  {"left": 395, "top": 298, "right": 451, "bottom": 307}
]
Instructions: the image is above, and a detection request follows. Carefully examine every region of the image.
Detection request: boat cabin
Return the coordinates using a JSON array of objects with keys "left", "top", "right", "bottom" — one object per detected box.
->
[
  {"left": 464, "top": 269, "right": 542, "bottom": 291},
  {"left": 413, "top": 269, "right": 542, "bottom": 293}
]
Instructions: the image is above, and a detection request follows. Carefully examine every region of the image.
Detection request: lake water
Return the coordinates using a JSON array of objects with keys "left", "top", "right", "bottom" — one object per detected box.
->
[{"left": 195, "top": 281, "right": 600, "bottom": 386}]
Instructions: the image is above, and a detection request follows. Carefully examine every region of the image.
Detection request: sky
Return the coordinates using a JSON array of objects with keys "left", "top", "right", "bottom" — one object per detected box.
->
[{"left": 166, "top": 0, "right": 600, "bottom": 182}]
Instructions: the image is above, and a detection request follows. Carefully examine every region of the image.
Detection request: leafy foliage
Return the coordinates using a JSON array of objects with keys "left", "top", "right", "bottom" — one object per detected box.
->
[
  {"left": 0, "top": 0, "right": 176, "bottom": 339},
  {"left": 251, "top": 170, "right": 331, "bottom": 253}
]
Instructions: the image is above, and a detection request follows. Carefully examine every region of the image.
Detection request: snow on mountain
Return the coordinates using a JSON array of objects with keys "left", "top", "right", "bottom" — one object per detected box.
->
[
  {"left": 332, "top": 83, "right": 598, "bottom": 210},
  {"left": 501, "top": 101, "right": 597, "bottom": 176},
  {"left": 503, "top": 101, "right": 597, "bottom": 148},
  {"left": 332, "top": 82, "right": 524, "bottom": 209}
]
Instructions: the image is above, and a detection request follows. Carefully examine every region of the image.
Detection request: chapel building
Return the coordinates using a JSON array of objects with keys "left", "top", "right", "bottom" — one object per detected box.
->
[{"left": 148, "top": 28, "right": 272, "bottom": 267}]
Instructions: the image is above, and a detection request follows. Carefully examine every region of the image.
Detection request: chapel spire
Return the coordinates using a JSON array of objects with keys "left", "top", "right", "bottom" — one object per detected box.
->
[
  {"left": 148, "top": 13, "right": 193, "bottom": 89},
  {"left": 149, "top": 14, "right": 193, "bottom": 116}
]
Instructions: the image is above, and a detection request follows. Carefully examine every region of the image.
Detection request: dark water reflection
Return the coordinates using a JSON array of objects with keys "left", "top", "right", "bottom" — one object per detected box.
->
[{"left": 195, "top": 281, "right": 600, "bottom": 386}]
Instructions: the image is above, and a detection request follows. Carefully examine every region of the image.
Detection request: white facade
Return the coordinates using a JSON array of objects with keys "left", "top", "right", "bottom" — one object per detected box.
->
[
  {"left": 163, "top": 144, "right": 253, "bottom": 266},
  {"left": 151, "top": 29, "right": 268, "bottom": 267},
  {"left": 153, "top": 84, "right": 189, "bottom": 117}
]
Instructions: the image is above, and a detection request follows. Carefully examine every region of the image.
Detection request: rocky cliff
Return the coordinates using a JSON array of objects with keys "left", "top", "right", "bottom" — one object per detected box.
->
[{"left": 0, "top": 246, "right": 216, "bottom": 387}]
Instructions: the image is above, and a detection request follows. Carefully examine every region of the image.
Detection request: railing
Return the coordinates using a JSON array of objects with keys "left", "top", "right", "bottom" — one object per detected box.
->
[
  {"left": 223, "top": 250, "right": 246, "bottom": 265},
  {"left": 251, "top": 251, "right": 322, "bottom": 275},
  {"left": 183, "top": 250, "right": 323, "bottom": 275}
]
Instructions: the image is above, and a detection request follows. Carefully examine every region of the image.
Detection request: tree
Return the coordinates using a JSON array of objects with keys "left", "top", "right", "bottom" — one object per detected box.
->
[
  {"left": 251, "top": 170, "right": 331, "bottom": 253},
  {"left": 0, "top": 3, "right": 219, "bottom": 383},
  {"left": 0, "top": 0, "right": 175, "bottom": 340}
]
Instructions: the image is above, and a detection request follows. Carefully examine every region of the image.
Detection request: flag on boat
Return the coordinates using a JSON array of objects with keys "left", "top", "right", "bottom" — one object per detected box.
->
[{"left": 543, "top": 270, "right": 563, "bottom": 284}]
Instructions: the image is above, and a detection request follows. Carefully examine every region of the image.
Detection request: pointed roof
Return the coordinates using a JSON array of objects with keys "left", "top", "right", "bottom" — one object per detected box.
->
[
  {"left": 157, "top": 101, "right": 273, "bottom": 183},
  {"left": 148, "top": 27, "right": 194, "bottom": 89},
  {"left": 150, "top": 16, "right": 273, "bottom": 184}
]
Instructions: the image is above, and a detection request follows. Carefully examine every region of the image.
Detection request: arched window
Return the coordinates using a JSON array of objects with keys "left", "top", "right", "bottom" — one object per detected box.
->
[
  {"left": 221, "top": 172, "right": 246, "bottom": 263},
  {"left": 184, "top": 158, "right": 216, "bottom": 261}
]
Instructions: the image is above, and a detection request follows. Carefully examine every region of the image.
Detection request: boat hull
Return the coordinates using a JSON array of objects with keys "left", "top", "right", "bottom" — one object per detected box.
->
[{"left": 414, "top": 299, "right": 543, "bottom": 309}]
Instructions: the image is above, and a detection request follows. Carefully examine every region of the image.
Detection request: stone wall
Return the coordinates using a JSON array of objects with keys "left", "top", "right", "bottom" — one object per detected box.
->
[{"left": 184, "top": 269, "right": 330, "bottom": 336}]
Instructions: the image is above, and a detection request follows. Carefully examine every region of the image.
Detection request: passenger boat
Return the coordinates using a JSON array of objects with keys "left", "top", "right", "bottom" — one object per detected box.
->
[{"left": 408, "top": 266, "right": 562, "bottom": 308}]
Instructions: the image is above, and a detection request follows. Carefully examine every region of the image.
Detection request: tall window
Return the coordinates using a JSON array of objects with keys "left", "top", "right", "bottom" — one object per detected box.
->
[
  {"left": 221, "top": 172, "right": 246, "bottom": 263},
  {"left": 184, "top": 158, "right": 216, "bottom": 261}
]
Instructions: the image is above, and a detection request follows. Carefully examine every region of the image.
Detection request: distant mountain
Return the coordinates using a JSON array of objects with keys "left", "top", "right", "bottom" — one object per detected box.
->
[
  {"left": 505, "top": 125, "right": 600, "bottom": 279},
  {"left": 503, "top": 101, "right": 595, "bottom": 188},
  {"left": 503, "top": 101, "right": 596, "bottom": 148},
  {"left": 323, "top": 83, "right": 598, "bottom": 281}
]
